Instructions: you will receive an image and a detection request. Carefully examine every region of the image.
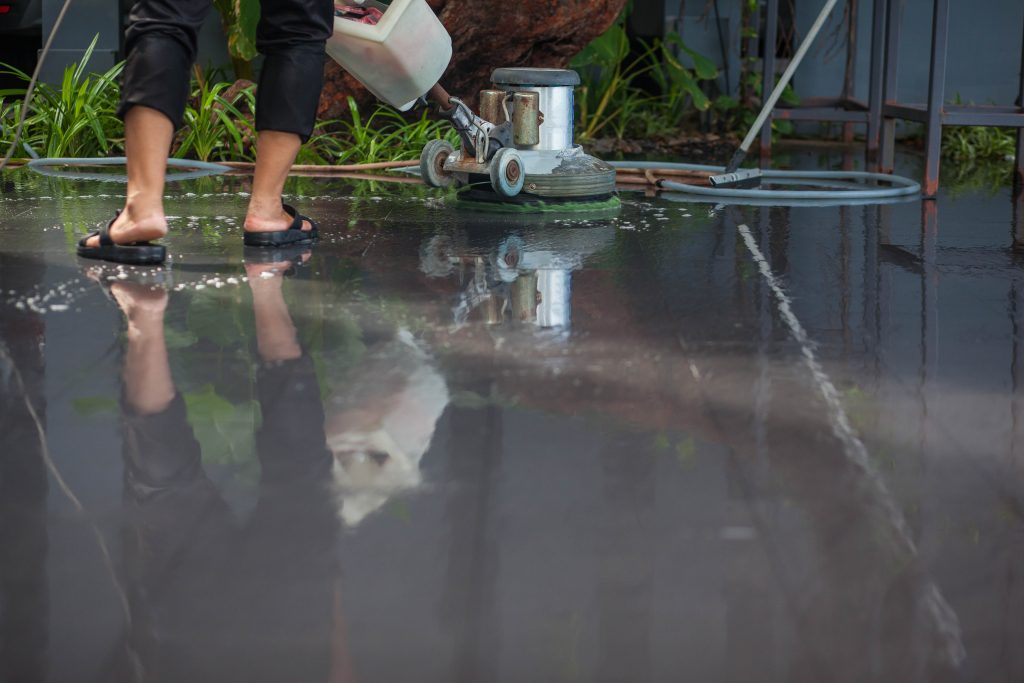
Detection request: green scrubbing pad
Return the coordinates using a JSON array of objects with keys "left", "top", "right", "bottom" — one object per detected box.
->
[{"left": 451, "top": 193, "right": 621, "bottom": 214}]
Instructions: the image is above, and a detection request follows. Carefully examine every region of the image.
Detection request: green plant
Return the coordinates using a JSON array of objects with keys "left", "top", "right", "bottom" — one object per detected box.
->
[
  {"left": 571, "top": 10, "right": 719, "bottom": 141},
  {"left": 0, "top": 35, "right": 124, "bottom": 158},
  {"left": 942, "top": 125, "right": 1015, "bottom": 164},
  {"left": 316, "top": 96, "right": 458, "bottom": 165},
  {"left": 0, "top": 96, "right": 31, "bottom": 156},
  {"left": 212, "top": 0, "right": 260, "bottom": 80},
  {"left": 711, "top": 71, "right": 799, "bottom": 139},
  {"left": 175, "top": 66, "right": 256, "bottom": 162}
]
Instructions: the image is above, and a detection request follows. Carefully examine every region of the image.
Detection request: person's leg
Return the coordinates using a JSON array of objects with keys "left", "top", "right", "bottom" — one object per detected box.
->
[
  {"left": 244, "top": 0, "right": 333, "bottom": 236},
  {"left": 83, "top": 107, "right": 174, "bottom": 248},
  {"left": 85, "top": 0, "right": 209, "bottom": 248},
  {"left": 244, "top": 131, "right": 312, "bottom": 234}
]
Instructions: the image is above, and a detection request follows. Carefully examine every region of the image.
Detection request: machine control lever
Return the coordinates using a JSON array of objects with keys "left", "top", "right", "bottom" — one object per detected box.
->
[{"left": 436, "top": 97, "right": 510, "bottom": 163}]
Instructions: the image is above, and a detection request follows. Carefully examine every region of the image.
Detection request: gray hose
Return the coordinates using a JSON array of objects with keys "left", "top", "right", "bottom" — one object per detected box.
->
[
  {"left": 26, "top": 156, "right": 231, "bottom": 183},
  {"left": 609, "top": 160, "right": 921, "bottom": 204}
]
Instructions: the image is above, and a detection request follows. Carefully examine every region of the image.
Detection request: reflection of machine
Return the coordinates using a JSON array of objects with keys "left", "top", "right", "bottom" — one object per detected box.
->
[
  {"left": 421, "top": 68, "right": 618, "bottom": 207},
  {"left": 420, "top": 226, "right": 615, "bottom": 333}
]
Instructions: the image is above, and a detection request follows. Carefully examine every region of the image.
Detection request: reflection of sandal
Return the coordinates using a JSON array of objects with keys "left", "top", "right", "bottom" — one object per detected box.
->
[
  {"left": 82, "top": 266, "right": 169, "bottom": 311},
  {"left": 243, "top": 245, "right": 311, "bottom": 277},
  {"left": 77, "top": 212, "right": 167, "bottom": 265},
  {"left": 243, "top": 204, "right": 319, "bottom": 247}
]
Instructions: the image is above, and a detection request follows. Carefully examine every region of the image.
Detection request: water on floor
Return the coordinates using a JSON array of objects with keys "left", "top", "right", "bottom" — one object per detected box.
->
[{"left": 1, "top": 164, "right": 1022, "bottom": 683}]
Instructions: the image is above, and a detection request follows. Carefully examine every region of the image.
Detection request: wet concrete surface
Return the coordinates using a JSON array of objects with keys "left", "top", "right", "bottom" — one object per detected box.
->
[{"left": 1, "top": 166, "right": 1023, "bottom": 682}]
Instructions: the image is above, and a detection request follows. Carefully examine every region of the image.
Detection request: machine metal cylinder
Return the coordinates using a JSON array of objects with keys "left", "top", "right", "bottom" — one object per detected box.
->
[
  {"left": 512, "top": 92, "right": 540, "bottom": 146},
  {"left": 536, "top": 270, "right": 571, "bottom": 328},
  {"left": 478, "top": 89, "right": 507, "bottom": 124},
  {"left": 491, "top": 68, "right": 579, "bottom": 151},
  {"left": 512, "top": 86, "right": 572, "bottom": 150},
  {"left": 511, "top": 273, "right": 538, "bottom": 322}
]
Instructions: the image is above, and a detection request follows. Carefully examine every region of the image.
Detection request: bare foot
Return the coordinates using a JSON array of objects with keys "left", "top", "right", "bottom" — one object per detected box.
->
[{"left": 83, "top": 207, "right": 168, "bottom": 248}]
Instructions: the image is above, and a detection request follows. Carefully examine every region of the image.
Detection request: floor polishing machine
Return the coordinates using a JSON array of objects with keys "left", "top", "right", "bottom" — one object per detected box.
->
[
  {"left": 327, "top": 0, "right": 617, "bottom": 210},
  {"left": 421, "top": 69, "right": 618, "bottom": 209}
]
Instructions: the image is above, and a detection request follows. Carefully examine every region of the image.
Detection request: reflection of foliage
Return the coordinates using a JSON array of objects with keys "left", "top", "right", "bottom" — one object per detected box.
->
[
  {"left": 942, "top": 158, "right": 1012, "bottom": 199},
  {"left": 305, "top": 308, "right": 368, "bottom": 399},
  {"left": 185, "top": 286, "right": 253, "bottom": 349},
  {"left": 449, "top": 387, "right": 518, "bottom": 410},
  {"left": 184, "top": 384, "right": 261, "bottom": 477},
  {"left": 939, "top": 108, "right": 1014, "bottom": 198},
  {"left": 72, "top": 396, "right": 118, "bottom": 417},
  {"left": 675, "top": 435, "right": 696, "bottom": 465},
  {"left": 652, "top": 431, "right": 697, "bottom": 467},
  {"left": 161, "top": 259, "right": 377, "bottom": 478},
  {"left": 843, "top": 384, "right": 878, "bottom": 435},
  {"left": 170, "top": 287, "right": 260, "bottom": 476}
]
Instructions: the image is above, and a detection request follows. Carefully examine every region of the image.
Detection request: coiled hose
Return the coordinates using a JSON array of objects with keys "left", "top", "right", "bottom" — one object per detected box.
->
[
  {"left": 26, "top": 156, "right": 231, "bottom": 183},
  {"left": 609, "top": 161, "right": 921, "bottom": 205}
]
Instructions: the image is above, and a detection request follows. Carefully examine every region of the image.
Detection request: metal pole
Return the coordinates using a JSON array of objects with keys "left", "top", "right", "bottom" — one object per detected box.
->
[
  {"left": 922, "top": 0, "right": 950, "bottom": 198},
  {"left": 1016, "top": 3, "right": 1024, "bottom": 191},
  {"left": 759, "top": 0, "right": 780, "bottom": 166},
  {"left": 866, "top": 0, "right": 886, "bottom": 169},
  {"left": 880, "top": 0, "right": 902, "bottom": 174}
]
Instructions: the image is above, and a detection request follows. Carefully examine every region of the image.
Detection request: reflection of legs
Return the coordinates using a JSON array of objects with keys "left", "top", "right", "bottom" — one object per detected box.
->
[
  {"left": 111, "top": 283, "right": 232, "bottom": 679},
  {"left": 246, "top": 257, "right": 306, "bottom": 362},
  {"left": 245, "top": 248, "right": 331, "bottom": 479},
  {"left": 113, "top": 280, "right": 207, "bottom": 499},
  {"left": 116, "top": 283, "right": 174, "bottom": 415},
  {"left": 243, "top": 0, "right": 333, "bottom": 236},
  {"left": 241, "top": 262, "right": 338, "bottom": 681}
]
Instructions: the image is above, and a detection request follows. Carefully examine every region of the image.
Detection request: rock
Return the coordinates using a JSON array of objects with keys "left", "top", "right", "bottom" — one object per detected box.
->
[{"left": 318, "top": 0, "right": 627, "bottom": 120}]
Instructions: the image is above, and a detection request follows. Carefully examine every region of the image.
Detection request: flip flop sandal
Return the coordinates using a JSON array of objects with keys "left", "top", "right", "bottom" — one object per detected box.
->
[
  {"left": 243, "top": 204, "right": 319, "bottom": 247},
  {"left": 77, "top": 212, "right": 167, "bottom": 265}
]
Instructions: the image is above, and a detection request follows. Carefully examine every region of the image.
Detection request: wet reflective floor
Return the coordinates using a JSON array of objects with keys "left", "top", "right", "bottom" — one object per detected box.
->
[{"left": 1, "top": 165, "right": 1023, "bottom": 683}]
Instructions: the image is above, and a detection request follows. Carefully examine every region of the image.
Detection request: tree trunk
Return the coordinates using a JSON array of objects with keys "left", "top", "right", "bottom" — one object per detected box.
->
[{"left": 319, "top": 0, "right": 628, "bottom": 120}]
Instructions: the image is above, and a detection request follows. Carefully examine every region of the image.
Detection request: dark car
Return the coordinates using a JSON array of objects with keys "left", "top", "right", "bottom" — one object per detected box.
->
[
  {"left": 0, "top": 0, "right": 41, "bottom": 36},
  {"left": 0, "top": 0, "right": 41, "bottom": 91}
]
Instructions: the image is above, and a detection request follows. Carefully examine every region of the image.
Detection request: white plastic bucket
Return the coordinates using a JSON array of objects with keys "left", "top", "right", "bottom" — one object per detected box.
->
[{"left": 326, "top": 0, "right": 452, "bottom": 111}]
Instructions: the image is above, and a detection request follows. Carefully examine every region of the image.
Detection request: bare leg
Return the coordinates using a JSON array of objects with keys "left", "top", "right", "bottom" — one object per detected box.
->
[
  {"left": 84, "top": 106, "right": 172, "bottom": 248},
  {"left": 245, "top": 255, "right": 308, "bottom": 362},
  {"left": 244, "top": 131, "right": 314, "bottom": 234},
  {"left": 114, "top": 283, "right": 174, "bottom": 415}
]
